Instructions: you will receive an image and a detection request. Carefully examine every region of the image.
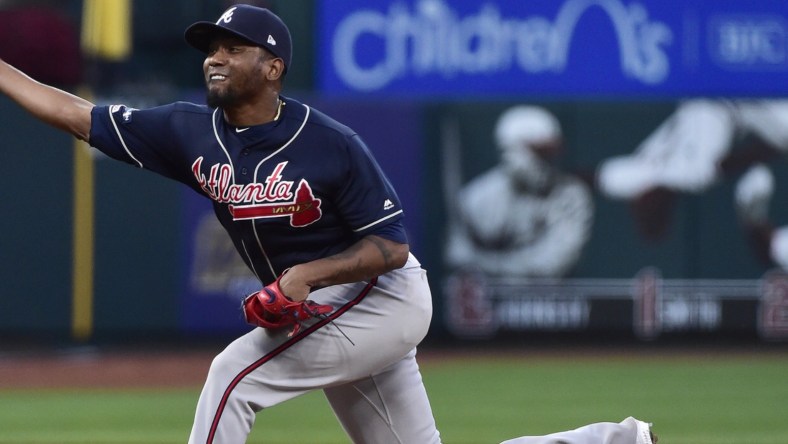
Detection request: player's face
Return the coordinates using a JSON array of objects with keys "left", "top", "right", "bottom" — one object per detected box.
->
[
  {"left": 203, "top": 36, "right": 269, "bottom": 108},
  {"left": 501, "top": 141, "right": 552, "bottom": 191}
]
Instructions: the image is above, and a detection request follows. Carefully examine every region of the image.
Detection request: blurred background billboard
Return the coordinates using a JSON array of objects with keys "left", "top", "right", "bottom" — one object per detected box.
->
[
  {"left": 318, "top": 0, "right": 788, "bottom": 98},
  {"left": 1, "top": 0, "right": 788, "bottom": 345}
]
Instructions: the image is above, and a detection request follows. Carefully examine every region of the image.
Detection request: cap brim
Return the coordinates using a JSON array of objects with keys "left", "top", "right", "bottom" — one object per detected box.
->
[{"left": 184, "top": 21, "right": 257, "bottom": 53}]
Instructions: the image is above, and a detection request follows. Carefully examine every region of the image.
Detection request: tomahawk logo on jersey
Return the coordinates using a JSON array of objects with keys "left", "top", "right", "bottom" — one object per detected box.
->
[{"left": 87, "top": 96, "right": 407, "bottom": 281}]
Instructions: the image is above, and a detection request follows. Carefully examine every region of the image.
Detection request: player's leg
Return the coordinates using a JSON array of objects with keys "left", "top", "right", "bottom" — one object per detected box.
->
[
  {"left": 187, "top": 327, "right": 317, "bottom": 444},
  {"left": 324, "top": 348, "right": 441, "bottom": 444},
  {"left": 187, "top": 279, "right": 381, "bottom": 444},
  {"left": 500, "top": 417, "right": 655, "bottom": 444},
  {"left": 321, "top": 258, "right": 440, "bottom": 443},
  {"left": 188, "top": 257, "right": 437, "bottom": 443}
]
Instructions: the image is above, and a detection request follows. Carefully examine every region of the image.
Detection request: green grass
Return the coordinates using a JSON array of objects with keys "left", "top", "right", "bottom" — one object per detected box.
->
[
  {"left": 0, "top": 351, "right": 787, "bottom": 443},
  {"left": 426, "top": 354, "right": 788, "bottom": 444}
]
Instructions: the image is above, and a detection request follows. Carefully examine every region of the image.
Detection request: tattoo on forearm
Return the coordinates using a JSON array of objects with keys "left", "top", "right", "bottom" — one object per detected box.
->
[
  {"left": 324, "top": 236, "right": 394, "bottom": 281},
  {"left": 365, "top": 236, "right": 394, "bottom": 267}
]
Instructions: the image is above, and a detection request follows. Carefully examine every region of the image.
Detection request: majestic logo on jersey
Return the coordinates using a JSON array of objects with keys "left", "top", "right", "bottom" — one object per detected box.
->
[{"left": 191, "top": 158, "right": 322, "bottom": 227}]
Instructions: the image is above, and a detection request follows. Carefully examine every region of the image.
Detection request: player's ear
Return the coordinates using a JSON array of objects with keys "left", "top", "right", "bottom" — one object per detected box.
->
[{"left": 264, "top": 58, "right": 285, "bottom": 82}]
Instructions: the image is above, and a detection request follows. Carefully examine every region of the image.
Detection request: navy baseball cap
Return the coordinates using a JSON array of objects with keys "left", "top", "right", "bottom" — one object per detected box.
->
[{"left": 184, "top": 4, "right": 292, "bottom": 72}]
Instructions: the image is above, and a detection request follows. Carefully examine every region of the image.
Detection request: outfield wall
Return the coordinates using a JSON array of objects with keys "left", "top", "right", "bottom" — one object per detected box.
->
[
  {"left": 2, "top": 0, "right": 788, "bottom": 344},
  {"left": 3, "top": 96, "right": 788, "bottom": 343}
]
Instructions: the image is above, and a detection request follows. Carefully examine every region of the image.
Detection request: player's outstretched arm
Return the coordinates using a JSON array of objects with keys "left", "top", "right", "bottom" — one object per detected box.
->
[
  {"left": 0, "top": 59, "right": 93, "bottom": 141},
  {"left": 278, "top": 235, "right": 409, "bottom": 301}
]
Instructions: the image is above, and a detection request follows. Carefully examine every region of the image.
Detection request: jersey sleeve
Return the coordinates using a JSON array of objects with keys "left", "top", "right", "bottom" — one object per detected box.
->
[
  {"left": 335, "top": 134, "right": 408, "bottom": 244},
  {"left": 88, "top": 104, "right": 190, "bottom": 183}
]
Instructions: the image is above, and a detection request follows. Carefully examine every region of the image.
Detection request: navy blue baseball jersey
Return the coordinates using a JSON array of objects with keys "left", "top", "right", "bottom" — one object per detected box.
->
[{"left": 88, "top": 96, "right": 407, "bottom": 284}]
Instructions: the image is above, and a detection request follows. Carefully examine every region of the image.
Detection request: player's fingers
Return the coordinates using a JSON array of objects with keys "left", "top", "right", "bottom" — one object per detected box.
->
[{"left": 278, "top": 268, "right": 311, "bottom": 301}]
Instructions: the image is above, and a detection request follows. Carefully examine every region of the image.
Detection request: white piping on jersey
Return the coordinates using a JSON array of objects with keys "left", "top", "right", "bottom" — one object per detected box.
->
[
  {"left": 211, "top": 108, "right": 236, "bottom": 180},
  {"left": 209, "top": 103, "right": 311, "bottom": 281},
  {"left": 353, "top": 210, "right": 403, "bottom": 232},
  {"left": 240, "top": 239, "right": 262, "bottom": 282},
  {"left": 252, "top": 223, "right": 277, "bottom": 280},
  {"left": 253, "top": 104, "right": 311, "bottom": 176},
  {"left": 107, "top": 107, "right": 143, "bottom": 168},
  {"left": 212, "top": 108, "right": 275, "bottom": 279},
  {"left": 251, "top": 104, "right": 310, "bottom": 280}
]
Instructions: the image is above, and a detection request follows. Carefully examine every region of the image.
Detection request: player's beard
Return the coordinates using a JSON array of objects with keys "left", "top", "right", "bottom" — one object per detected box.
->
[
  {"left": 206, "top": 86, "right": 241, "bottom": 109},
  {"left": 205, "top": 74, "right": 261, "bottom": 109},
  {"left": 205, "top": 66, "right": 268, "bottom": 109}
]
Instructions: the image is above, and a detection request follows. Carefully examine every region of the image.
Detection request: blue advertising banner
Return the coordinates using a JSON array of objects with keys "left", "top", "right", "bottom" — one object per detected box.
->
[{"left": 318, "top": 0, "right": 788, "bottom": 98}]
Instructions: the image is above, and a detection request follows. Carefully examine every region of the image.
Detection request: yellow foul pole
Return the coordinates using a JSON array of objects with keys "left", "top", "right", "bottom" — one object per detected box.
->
[{"left": 72, "top": 0, "right": 131, "bottom": 341}]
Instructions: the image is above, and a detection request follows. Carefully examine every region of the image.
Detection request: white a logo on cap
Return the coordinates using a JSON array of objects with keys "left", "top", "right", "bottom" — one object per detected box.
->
[
  {"left": 218, "top": 6, "right": 236, "bottom": 24},
  {"left": 267, "top": 35, "right": 277, "bottom": 45}
]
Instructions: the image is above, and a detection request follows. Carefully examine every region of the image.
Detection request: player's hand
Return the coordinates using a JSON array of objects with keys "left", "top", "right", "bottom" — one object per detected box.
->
[
  {"left": 242, "top": 273, "right": 333, "bottom": 337},
  {"left": 277, "top": 265, "right": 312, "bottom": 302}
]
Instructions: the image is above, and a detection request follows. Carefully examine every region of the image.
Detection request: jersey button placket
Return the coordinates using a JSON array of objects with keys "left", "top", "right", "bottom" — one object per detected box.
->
[{"left": 240, "top": 149, "right": 250, "bottom": 176}]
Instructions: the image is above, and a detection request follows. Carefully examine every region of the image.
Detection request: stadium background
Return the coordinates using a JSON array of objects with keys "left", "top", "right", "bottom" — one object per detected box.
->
[
  {"left": 2, "top": 0, "right": 788, "bottom": 346},
  {"left": 2, "top": 2, "right": 788, "bottom": 443}
]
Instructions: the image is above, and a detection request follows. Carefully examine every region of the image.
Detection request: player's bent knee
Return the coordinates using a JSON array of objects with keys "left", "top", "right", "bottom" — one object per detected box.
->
[{"left": 206, "top": 348, "right": 244, "bottom": 383}]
